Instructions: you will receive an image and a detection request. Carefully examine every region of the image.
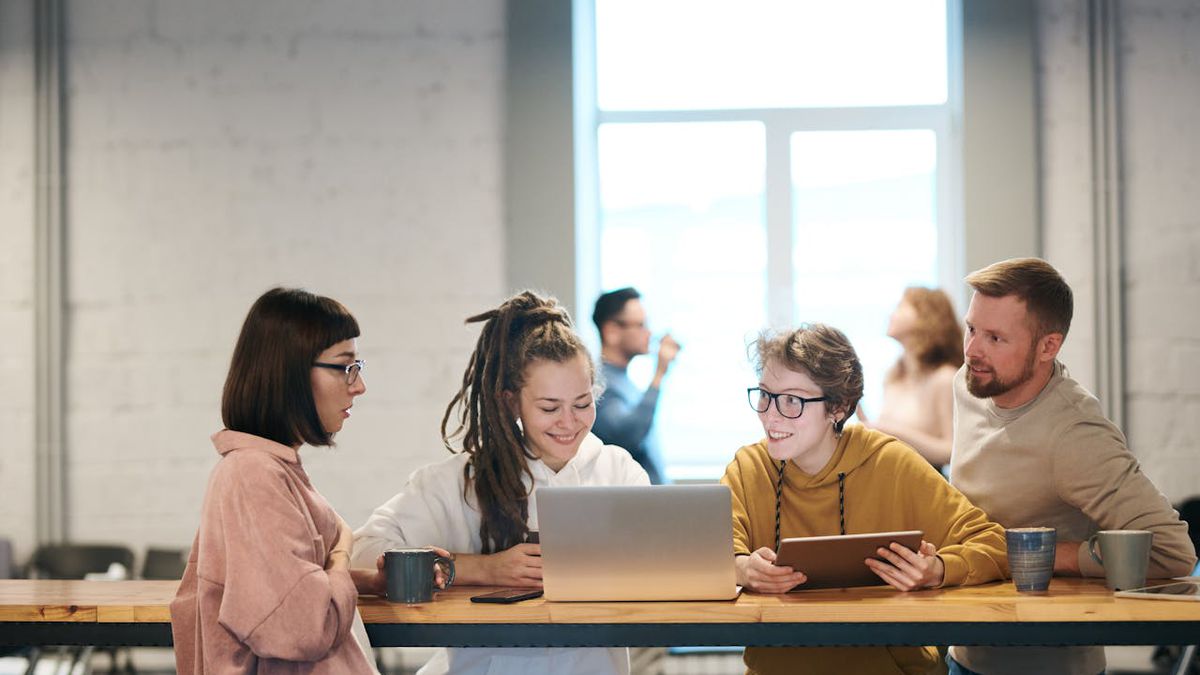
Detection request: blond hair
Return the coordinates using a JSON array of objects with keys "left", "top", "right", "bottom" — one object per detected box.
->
[{"left": 889, "top": 287, "right": 964, "bottom": 382}]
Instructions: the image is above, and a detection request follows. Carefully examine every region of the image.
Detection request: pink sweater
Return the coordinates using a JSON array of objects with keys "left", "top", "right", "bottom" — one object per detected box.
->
[{"left": 171, "top": 430, "right": 375, "bottom": 674}]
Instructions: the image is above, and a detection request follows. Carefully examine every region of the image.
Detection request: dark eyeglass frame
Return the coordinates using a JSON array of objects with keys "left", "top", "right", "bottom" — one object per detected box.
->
[
  {"left": 746, "top": 387, "right": 828, "bottom": 419},
  {"left": 312, "top": 359, "right": 365, "bottom": 385},
  {"left": 613, "top": 318, "right": 649, "bottom": 331}
]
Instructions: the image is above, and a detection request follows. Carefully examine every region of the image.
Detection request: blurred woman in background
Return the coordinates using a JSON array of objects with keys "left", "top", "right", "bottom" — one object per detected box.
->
[{"left": 861, "top": 287, "right": 963, "bottom": 473}]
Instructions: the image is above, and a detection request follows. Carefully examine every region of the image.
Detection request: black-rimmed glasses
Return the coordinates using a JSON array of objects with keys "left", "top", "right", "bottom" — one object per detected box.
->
[
  {"left": 313, "top": 359, "right": 365, "bottom": 385},
  {"left": 614, "top": 319, "right": 648, "bottom": 331},
  {"left": 747, "top": 387, "right": 827, "bottom": 419}
]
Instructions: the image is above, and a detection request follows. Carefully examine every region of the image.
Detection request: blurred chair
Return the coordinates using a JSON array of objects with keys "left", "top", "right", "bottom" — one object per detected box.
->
[
  {"left": 139, "top": 547, "right": 187, "bottom": 581},
  {"left": 0, "top": 538, "right": 15, "bottom": 579},
  {"left": 29, "top": 543, "right": 135, "bottom": 580},
  {"left": 0, "top": 537, "right": 43, "bottom": 674},
  {"left": 28, "top": 543, "right": 137, "bottom": 674},
  {"left": 1151, "top": 497, "right": 1200, "bottom": 675}
]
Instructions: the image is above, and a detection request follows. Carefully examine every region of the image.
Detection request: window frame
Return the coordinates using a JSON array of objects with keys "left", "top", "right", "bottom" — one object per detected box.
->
[
  {"left": 575, "top": 0, "right": 965, "bottom": 330},
  {"left": 572, "top": 0, "right": 967, "bottom": 478}
]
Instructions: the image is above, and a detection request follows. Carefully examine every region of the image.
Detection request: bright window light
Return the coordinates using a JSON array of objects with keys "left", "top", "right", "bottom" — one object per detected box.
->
[
  {"left": 598, "top": 122, "right": 768, "bottom": 471},
  {"left": 597, "top": 0, "right": 948, "bottom": 110}
]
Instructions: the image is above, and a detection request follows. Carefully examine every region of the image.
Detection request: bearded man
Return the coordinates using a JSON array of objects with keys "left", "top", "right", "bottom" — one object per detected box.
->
[{"left": 947, "top": 257, "right": 1195, "bottom": 675}]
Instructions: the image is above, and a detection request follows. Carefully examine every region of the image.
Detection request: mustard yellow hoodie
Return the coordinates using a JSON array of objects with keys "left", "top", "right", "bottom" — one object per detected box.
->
[{"left": 721, "top": 425, "right": 1007, "bottom": 675}]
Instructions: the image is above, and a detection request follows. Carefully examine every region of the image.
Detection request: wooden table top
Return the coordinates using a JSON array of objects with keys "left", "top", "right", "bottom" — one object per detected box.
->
[{"left": 5, "top": 578, "right": 1200, "bottom": 626}]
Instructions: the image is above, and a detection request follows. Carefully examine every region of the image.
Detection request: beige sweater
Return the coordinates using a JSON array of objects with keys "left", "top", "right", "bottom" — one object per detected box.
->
[{"left": 949, "top": 362, "right": 1196, "bottom": 675}]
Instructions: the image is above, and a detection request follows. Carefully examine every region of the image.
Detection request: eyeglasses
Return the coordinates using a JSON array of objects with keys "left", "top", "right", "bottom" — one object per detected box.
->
[
  {"left": 747, "top": 387, "right": 828, "bottom": 419},
  {"left": 313, "top": 359, "right": 365, "bottom": 385}
]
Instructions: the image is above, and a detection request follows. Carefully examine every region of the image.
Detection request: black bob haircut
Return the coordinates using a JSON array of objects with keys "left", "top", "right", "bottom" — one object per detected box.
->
[{"left": 221, "top": 287, "right": 359, "bottom": 448}]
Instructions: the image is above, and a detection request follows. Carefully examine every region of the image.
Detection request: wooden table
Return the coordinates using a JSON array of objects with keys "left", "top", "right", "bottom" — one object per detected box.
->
[{"left": 3, "top": 579, "right": 1199, "bottom": 647}]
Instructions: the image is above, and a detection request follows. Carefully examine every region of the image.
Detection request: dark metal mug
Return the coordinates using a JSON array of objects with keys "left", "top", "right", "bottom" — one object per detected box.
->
[{"left": 384, "top": 548, "right": 455, "bottom": 604}]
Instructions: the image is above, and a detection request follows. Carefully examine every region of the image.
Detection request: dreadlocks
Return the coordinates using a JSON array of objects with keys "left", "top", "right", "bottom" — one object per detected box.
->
[{"left": 440, "top": 290, "right": 593, "bottom": 553}]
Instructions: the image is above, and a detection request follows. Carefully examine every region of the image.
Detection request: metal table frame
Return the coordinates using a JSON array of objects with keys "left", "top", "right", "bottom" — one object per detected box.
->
[{"left": 4, "top": 620, "right": 1198, "bottom": 648}]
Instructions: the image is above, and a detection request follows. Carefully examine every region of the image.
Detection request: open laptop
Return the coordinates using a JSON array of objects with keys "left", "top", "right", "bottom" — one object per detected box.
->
[{"left": 536, "top": 484, "right": 738, "bottom": 601}]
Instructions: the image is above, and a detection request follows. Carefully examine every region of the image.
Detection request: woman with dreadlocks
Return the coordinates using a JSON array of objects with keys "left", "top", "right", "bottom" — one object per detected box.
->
[
  {"left": 353, "top": 291, "right": 647, "bottom": 675},
  {"left": 722, "top": 324, "right": 1006, "bottom": 675}
]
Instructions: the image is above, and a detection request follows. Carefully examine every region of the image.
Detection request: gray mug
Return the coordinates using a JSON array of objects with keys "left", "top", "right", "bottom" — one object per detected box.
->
[
  {"left": 1087, "top": 530, "right": 1153, "bottom": 591},
  {"left": 384, "top": 548, "right": 455, "bottom": 604}
]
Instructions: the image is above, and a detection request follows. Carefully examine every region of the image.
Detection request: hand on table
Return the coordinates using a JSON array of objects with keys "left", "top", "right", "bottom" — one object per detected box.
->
[{"left": 457, "top": 543, "right": 542, "bottom": 588}]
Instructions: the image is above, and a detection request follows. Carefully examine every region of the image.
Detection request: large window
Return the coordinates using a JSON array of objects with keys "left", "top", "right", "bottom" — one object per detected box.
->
[{"left": 577, "top": 0, "right": 963, "bottom": 479}]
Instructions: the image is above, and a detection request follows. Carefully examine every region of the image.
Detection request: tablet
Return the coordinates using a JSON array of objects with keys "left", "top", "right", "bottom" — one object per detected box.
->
[
  {"left": 1114, "top": 580, "right": 1200, "bottom": 601},
  {"left": 774, "top": 530, "right": 924, "bottom": 590}
]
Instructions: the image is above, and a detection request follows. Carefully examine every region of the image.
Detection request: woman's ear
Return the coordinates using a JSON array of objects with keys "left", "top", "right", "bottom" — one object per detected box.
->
[{"left": 502, "top": 390, "right": 520, "bottom": 420}]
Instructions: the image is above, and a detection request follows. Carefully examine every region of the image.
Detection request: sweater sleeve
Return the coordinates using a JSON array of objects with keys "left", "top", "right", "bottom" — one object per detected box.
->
[
  {"left": 721, "top": 453, "right": 755, "bottom": 557},
  {"left": 1051, "top": 419, "right": 1198, "bottom": 579},
  {"left": 210, "top": 455, "right": 358, "bottom": 662},
  {"left": 896, "top": 448, "right": 1007, "bottom": 587},
  {"left": 352, "top": 464, "right": 460, "bottom": 567}
]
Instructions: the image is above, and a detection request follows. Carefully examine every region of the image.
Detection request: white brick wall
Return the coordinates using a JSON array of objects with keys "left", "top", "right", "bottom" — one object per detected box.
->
[
  {"left": 0, "top": 0, "right": 38, "bottom": 566},
  {"left": 4, "top": 0, "right": 1195, "bottom": 569},
  {"left": 1118, "top": 0, "right": 1200, "bottom": 502},
  {"left": 1037, "top": 0, "right": 1200, "bottom": 503},
  {"left": 47, "top": 0, "right": 504, "bottom": 557},
  {"left": 1036, "top": 0, "right": 1099, "bottom": 393}
]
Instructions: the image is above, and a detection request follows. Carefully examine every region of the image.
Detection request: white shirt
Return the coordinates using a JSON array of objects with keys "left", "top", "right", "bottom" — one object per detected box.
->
[{"left": 353, "top": 432, "right": 649, "bottom": 675}]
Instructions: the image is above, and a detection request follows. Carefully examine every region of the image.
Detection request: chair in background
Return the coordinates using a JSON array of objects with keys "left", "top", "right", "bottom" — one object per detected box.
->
[
  {"left": 0, "top": 538, "right": 44, "bottom": 675},
  {"left": 29, "top": 544, "right": 135, "bottom": 580},
  {"left": 27, "top": 543, "right": 138, "bottom": 674},
  {"left": 139, "top": 547, "right": 187, "bottom": 581},
  {"left": 1151, "top": 497, "right": 1200, "bottom": 675}
]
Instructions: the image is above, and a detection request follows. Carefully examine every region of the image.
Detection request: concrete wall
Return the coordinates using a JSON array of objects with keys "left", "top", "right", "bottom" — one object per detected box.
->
[
  {"left": 1038, "top": 0, "right": 1200, "bottom": 502},
  {"left": 1117, "top": 0, "right": 1200, "bottom": 502},
  {"left": 2, "top": 0, "right": 1198, "bottom": 568},
  {"left": 0, "top": 0, "right": 505, "bottom": 562},
  {"left": 0, "top": 0, "right": 38, "bottom": 565}
]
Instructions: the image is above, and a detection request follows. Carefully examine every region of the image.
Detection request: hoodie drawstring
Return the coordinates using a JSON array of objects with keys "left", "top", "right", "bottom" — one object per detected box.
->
[
  {"left": 837, "top": 472, "right": 846, "bottom": 536},
  {"left": 773, "top": 464, "right": 847, "bottom": 551},
  {"left": 773, "top": 461, "right": 786, "bottom": 551}
]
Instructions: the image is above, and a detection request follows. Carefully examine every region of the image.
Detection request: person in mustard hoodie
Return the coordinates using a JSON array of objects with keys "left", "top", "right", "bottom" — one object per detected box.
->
[{"left": 722, "top": 323, "right": 1007, "bottom": 675}]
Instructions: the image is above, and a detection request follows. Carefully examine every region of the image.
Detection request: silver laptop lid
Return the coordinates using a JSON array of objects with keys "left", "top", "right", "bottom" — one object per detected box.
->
[{"left": 537, "top": 484, "right": 738, "bottom": 601}]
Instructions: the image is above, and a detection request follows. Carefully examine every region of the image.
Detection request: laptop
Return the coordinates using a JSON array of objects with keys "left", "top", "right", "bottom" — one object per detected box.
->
[{"left": 536, "top": 484, "right": 739, "bottom": 601}]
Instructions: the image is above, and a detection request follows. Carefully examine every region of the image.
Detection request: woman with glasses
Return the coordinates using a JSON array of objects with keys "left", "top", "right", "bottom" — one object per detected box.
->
[
  {"left": 353, "top": 290, "right": 648, "bottom": 675},
  {"left": 172, "top": 288, "right": 446, "bottom": 673},
  {"left": 722, "top": 324, "right": 1005, "bottom": 675}
]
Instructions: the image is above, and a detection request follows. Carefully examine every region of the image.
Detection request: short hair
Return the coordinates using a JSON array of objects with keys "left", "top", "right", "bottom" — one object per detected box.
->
[
  {"left": 965, "top": 257, "right": 1073, "bottom": 338},
  {"left": 592, "top": 287, "right": 641, "bottom": 335},
  {"left": 751, "top": 324, "right": 864, "bottom": 434},
  {"left": 221, "top": 287, "right": 360, "bottom": 448}
]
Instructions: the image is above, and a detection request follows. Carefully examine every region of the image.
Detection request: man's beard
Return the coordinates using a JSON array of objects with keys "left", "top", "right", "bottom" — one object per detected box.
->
[{"left": 965, "top": 348, "right": 1038, "bottom": 399}]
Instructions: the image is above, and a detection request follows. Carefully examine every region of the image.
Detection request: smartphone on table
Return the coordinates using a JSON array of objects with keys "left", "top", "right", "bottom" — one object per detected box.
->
[{"left": 470, "top": 588, "right": 544, "bottom": 604}]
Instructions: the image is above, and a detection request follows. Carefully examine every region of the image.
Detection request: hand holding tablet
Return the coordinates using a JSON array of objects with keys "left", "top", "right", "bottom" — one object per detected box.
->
[
  {"left": 772, "top": 530, "right": 927, "bottom": 591},
  {"left": 864, "top": 539, "right": 944, "bottom": 591}
]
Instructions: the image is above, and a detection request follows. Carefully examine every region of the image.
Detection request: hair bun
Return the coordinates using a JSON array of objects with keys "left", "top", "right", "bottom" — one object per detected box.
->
[{"left": 504, "top": 291, "right": 572, "bottom": 329}]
